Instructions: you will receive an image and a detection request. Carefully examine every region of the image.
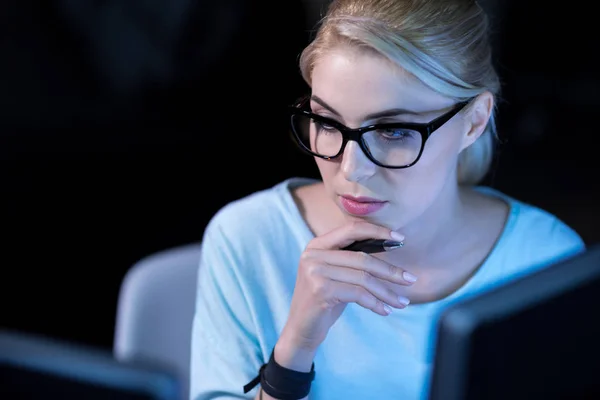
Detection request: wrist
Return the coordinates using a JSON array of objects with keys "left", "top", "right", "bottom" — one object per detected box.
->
[{"left": 274, "top": 336, "right": 317, "bottom": 373}]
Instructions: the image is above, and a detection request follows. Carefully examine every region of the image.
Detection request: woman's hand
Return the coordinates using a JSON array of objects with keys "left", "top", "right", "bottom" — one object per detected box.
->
[{"left": 275, "top": 221, "right": 417, "bottom": 371}]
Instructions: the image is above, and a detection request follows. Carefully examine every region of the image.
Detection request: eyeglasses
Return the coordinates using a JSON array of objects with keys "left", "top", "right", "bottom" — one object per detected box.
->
[{"left": 288, "top": 96, "right": 471, "bottom": 168}]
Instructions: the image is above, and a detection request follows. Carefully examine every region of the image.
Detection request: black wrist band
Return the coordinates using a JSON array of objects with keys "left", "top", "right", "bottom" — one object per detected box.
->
[{"left": 243, "top": 349, "right": 315, "bottom": 399}]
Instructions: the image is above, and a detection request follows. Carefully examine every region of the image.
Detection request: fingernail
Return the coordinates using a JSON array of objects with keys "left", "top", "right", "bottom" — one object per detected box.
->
[
  {"left": 383, "top": 240, "right": 404, "bottom": 251},
  {"left": 403, "top": 271, "right": 418, "bottom": 283},
  {"left": 398, "top": 296, "right": 410, "bottom": 307},
  {"left": 390, "top": 231, "right": 405, "bottom": 241}
]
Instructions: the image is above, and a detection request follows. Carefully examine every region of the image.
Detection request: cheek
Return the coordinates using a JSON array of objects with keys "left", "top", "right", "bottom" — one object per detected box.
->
[
  {"left": 418, "top": 130, "right": 463, "bottom": 170},
  {"left": 315, "top": 157, "right": 336, "bottom": 177},
  {"left": 387, "top": 135, "right": 461, "bottom": 200}
]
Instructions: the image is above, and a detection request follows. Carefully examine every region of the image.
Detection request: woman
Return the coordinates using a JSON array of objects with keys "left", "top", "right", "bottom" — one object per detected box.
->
[{"left": 190, "top": 0, "right": 585, "bottom": 399}]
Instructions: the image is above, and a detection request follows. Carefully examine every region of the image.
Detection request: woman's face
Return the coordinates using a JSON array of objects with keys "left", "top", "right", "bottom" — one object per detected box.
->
[{"left": 309, "top": 46, "right": 487, "bottom": 231}]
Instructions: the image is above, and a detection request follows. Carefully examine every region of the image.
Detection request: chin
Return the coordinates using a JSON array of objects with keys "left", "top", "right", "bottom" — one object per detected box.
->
[
  {"left": 376, "top": 208, "right": 413, "bottom": 231},
  {"left": 342, "top": 210, "right": 401, "bottom": 231}
]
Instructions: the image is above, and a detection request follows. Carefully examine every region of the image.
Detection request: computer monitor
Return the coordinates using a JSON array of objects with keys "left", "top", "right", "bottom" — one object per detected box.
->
[
  {"left": 0, "top": 330, "right": 182, "bottom": 400},
  {"left": 428, "top": 244, "right": 600, "bottom": 400}
]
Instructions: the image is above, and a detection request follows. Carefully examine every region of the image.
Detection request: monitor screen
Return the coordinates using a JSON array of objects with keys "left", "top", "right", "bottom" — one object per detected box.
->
[
  {"left": 429, "top": 245, "right": 600, "bottom": 400},
  {"left": 0, "top": 330, "right": 181, "bottom": 400}
]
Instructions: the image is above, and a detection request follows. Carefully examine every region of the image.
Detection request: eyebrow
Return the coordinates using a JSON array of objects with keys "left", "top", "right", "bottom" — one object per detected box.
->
[{"left": 310, "top": 95, "right": 421, "bottom": 121}]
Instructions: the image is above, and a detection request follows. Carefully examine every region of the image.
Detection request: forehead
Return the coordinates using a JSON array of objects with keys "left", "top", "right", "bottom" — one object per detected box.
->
[{"left": 310, "top": 46, "right": 453, "bottom": 118}]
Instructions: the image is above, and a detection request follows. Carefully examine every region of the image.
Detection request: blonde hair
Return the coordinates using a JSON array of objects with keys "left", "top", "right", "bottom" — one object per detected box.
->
[{"left": 299, "top": 0, "right": 501, "bottom": 185}]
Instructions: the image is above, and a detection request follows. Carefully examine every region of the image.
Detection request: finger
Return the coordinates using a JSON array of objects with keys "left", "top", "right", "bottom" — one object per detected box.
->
[
  {"left": 307, "top": 248, "right": 417, "bottom": 286},
  {"left": 332, "top": 282, "right": 395, "bottom": 316},
  {"left": 308, "top": 220, "right": 404, "bottom": 251},
  {"left": 321, "top": 262, "right": 410, "bottom": 309}
]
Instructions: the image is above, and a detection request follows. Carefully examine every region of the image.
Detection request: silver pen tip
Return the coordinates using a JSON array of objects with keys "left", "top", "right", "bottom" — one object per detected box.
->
[{"left": 383, "top": 240, "right": 404, "bottom": 251}]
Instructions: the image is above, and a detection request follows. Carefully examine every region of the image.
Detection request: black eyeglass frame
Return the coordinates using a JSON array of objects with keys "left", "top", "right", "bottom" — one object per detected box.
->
[{"left": 288, "top": 96, "right": 472, "bottom": 168}]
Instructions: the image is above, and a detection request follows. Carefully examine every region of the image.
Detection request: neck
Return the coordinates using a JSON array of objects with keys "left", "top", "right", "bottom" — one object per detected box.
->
[{"left": 389, "top": 182, "right": 468, "bottom": 265}]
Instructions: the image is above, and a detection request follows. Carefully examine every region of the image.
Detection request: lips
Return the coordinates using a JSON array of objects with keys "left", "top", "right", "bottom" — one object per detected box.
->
[{"left": 339, "top": 195, "right": 387, "bottom": 216}]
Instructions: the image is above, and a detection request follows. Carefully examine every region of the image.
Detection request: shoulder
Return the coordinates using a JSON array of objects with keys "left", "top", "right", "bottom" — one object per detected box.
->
[
  {"left": 481, "top": 187, "right": 586, "bottom": 272},
  {"left": 508, "top": 199, "right": 584, "bottom": 255},
  {"left": 200, "top": 177, "right": 316, "bottom": 263},
  {"left": 205, "top": 178, "right": 312, "bottom": 236}
]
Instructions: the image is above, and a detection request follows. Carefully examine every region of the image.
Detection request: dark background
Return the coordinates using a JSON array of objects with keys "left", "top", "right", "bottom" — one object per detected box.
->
[{"left": 2, "top": 0, "right": 599, "bottom": 352}]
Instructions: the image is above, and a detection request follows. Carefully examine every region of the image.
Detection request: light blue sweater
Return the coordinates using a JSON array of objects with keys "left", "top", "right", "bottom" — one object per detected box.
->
[{"left": 190, "top": 177, "right": 585, "bottom": 400}]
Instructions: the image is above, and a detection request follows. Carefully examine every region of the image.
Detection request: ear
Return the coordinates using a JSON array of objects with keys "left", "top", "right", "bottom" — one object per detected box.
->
[{"left": 460, "top": 91, "right": 494, "bottom": 151}]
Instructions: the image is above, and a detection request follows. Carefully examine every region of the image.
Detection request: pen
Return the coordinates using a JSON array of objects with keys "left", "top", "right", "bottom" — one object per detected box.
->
[{"left": 341, "top": 239, "right": 404, "bottom": 253}]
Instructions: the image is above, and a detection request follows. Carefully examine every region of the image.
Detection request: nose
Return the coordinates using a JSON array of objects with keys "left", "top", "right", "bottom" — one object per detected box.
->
[{"left": 340, "top": 141, "right": 377, "bottom": 183}]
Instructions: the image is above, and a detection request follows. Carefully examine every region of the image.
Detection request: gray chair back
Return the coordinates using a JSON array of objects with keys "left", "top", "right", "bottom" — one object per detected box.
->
[{"left": 114, "top": 242, "right": 202, "bottom": 400}]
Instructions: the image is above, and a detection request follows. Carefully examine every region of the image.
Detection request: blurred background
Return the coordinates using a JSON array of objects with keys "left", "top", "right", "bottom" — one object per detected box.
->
[{"left": 1, "top": 0, "right": 599, "bottom": 352}]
